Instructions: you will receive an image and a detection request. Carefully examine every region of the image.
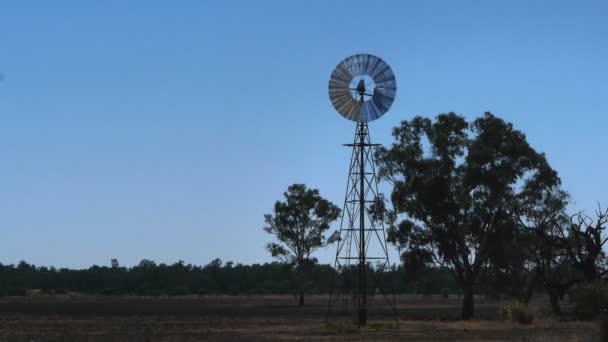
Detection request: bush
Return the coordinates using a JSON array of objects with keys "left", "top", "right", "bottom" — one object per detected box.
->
[
  {"left": 416, "top": 281, "right": 432, "bottom": 296},
  {"left": 7, "top": 288, "right": 27, "bottom": 296},
  {"left": 571, "top": 282, "right": 608, "bottom": 319},
  {"left": 511, "top": 305, "right": 535, "bottom": 324},
  {"left": 441, "top": 288, "right": 449, "bottom": 299},
  {"left": 499, "top": 303, "right": 535, "bottom": 324},
  {"left": 100, "top": 288, "right": 123, "bottom": 295},
  {"left": 169, "top": 286, "right": 190, "bottom": 296}
]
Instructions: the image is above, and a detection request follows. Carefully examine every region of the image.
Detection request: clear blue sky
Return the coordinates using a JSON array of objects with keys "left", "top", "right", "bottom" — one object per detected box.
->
[{"left": 1, "top": 1, "right": 606, "bottom": 268}]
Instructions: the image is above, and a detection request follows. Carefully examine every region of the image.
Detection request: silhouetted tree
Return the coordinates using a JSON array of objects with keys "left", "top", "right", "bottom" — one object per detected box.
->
[
  {"left": 516, "top": 188, "right": 608, "bottom": 314},
  {"left": 560, "top": 207, "right": 608, "bottom": 282},
  {"left": 513, "top": 188, "right": 575, "bottom": 314},
  {"left": 263, "top": 184, "right": 340, "bottom": 306},
  {"left": 376, "top": 112, "right": 560, "bottom": 319},
  {"left": 0, "top": 259, "right": 463, "bottom": 298}
]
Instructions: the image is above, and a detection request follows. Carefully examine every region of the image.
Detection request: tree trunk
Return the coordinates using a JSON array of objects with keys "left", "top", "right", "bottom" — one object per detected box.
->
[
  {"left": 522, "top": 270, "right": 539, "bottom": 304},
  {"left": 600, "top": 308, "right": 608, "bottom": 342},
  {"left": 462, "top": 284, "right": 475, "bottom": 320},
  {"left": 582, "top": 260, "right": 597, "bottom": 283},
  {"left": 298, "top": 292, "right": 304, "bottom": 307},
  {"left": 548, "top": 287, "right": 561, "bottom": 315}
]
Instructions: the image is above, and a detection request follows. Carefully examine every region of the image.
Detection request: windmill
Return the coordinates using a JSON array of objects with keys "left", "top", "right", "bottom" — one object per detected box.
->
[{"left": 326, "top": 54, "right": 398, "bottom": 327}]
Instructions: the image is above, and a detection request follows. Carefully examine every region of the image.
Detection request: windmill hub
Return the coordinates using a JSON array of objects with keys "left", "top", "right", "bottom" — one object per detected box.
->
[{"left": 350, "top": 75, "right": 376, "bottom": 102}]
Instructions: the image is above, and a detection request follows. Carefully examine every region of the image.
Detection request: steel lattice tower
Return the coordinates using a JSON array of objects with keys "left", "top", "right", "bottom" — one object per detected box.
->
[
  {"left": 326, "top": 53, "right": 398, "bottom": 327},
  {"left": 326, "top": 121, "right": 398, "bottom": 326}
]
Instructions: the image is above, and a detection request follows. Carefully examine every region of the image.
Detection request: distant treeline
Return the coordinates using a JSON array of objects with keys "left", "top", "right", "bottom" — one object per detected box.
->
[{"left": 0, "top": 259, "right": 463, "bottom": 297}]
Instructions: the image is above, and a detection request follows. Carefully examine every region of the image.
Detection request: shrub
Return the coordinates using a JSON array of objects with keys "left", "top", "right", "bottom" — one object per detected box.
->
[
  {"left": 511, "top": 305, "right": 535, "bottom": 324},
  {"left": 169, "top": 286, "right": 190, "bottom": 296},
  {"left": 499, "top": 303, "right": 535, "bottom": 324},
  {"left": 7, "top": 288, "right": 27, "bottom": 296},
  {"left": 146, "top": 289, "right": 165, "bottom": 297},
  {"left": 415, "top": 281, "right": 433, "bottom": 296},
  {"left": 498, "top": 304, "right": 511, "bottom": 321},
  {"left": 100, "top": 288, "right": 123, "bottom": 295},
  {"left": 571, "top": 282, "right": 608, "bottom": 319}
]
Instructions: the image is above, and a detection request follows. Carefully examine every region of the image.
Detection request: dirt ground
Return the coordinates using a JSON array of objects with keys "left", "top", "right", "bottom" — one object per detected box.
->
[{"left": 0, "top": 295, "right": 599, "bottom": 341}]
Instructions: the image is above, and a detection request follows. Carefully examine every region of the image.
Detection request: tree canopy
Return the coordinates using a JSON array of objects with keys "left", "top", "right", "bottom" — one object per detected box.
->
[
  {"left": 375, "top": 112, "right": 561, "bottom": 319},
  {"left": 263, "top": 184, "right": 341, "bottom": 305}
]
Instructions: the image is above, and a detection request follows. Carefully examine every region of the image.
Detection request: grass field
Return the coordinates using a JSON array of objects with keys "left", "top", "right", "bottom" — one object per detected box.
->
[{"left": 0, "top": 294, "right": 599, "bottom": 341}]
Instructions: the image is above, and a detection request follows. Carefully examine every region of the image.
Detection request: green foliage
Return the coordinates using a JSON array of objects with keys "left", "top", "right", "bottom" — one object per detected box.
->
[
  {"left": 512, "top": 307, "right": 535, "bottom": 324},
  {"left": 100, "top": 288, "right": 122, "bottom": 296},
  {"left": 6, "top": 288, "right": 27, "bottom": 296},
  {"left": 416, "top": 280, "right": 433, "bottom": 296},
  {"left": 263, "top": 184, "right": 341, "bottom": 305},
  {"left": 571, "top": 282, "right": 608, "bottom": 319},
  {"left": 498, "top": 304, "right": 510, "bottom": 321},
  {"left": 264, "top": 184, "right": 341, "bottom": 264},
  {"left": 376, "top": 112, "right": 560, "bottom": 319},
  {"left": 499, "top": 303, "right": 535, "bottom": 324},
  {"left": 0, "top": 260, "right": 465, "bottom": 297}
]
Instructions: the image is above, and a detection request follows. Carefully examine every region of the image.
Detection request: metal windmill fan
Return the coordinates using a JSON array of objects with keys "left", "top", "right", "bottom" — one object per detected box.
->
[{"left": 328, "top": 54, "right": 397, "bottom": 122}]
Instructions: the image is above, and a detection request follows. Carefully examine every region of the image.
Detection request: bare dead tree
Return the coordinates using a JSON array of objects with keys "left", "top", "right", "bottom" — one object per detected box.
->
[{"left": 557, "top": 206, "right": 608, "bottom": 282}]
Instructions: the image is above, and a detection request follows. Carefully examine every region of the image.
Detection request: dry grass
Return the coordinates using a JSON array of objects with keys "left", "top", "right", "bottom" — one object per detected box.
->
[{"left": 0, "top": 295, "right": 598, "bottom": 341}]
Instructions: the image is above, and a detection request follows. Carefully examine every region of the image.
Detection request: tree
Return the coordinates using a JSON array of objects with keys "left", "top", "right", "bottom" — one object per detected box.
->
[
  {"left": 263, "top": 184, "right": 341, "bottom": 306},
  {"left": 559, "top": 207, "right": 608, "bottom": 282},
  {"left": 543, "top": 206, "right": 608, "bottom": 314},
  {"left": 516, "top": 188, "right": 608, "bottom": 314},
  {"left": 514, "top": 188, "right": 574, "bottom": 314},
  {"left": 376, "top": 112, "right": 560, "bottom": 319}
]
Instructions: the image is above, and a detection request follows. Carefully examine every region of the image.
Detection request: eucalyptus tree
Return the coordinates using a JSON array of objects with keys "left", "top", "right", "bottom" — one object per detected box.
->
[
  {"left": 263, "top": 184, "right": 341, "bottom": 306},
  {"left": 375, "top": 112, "right": 560, "bottom": 319}
]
